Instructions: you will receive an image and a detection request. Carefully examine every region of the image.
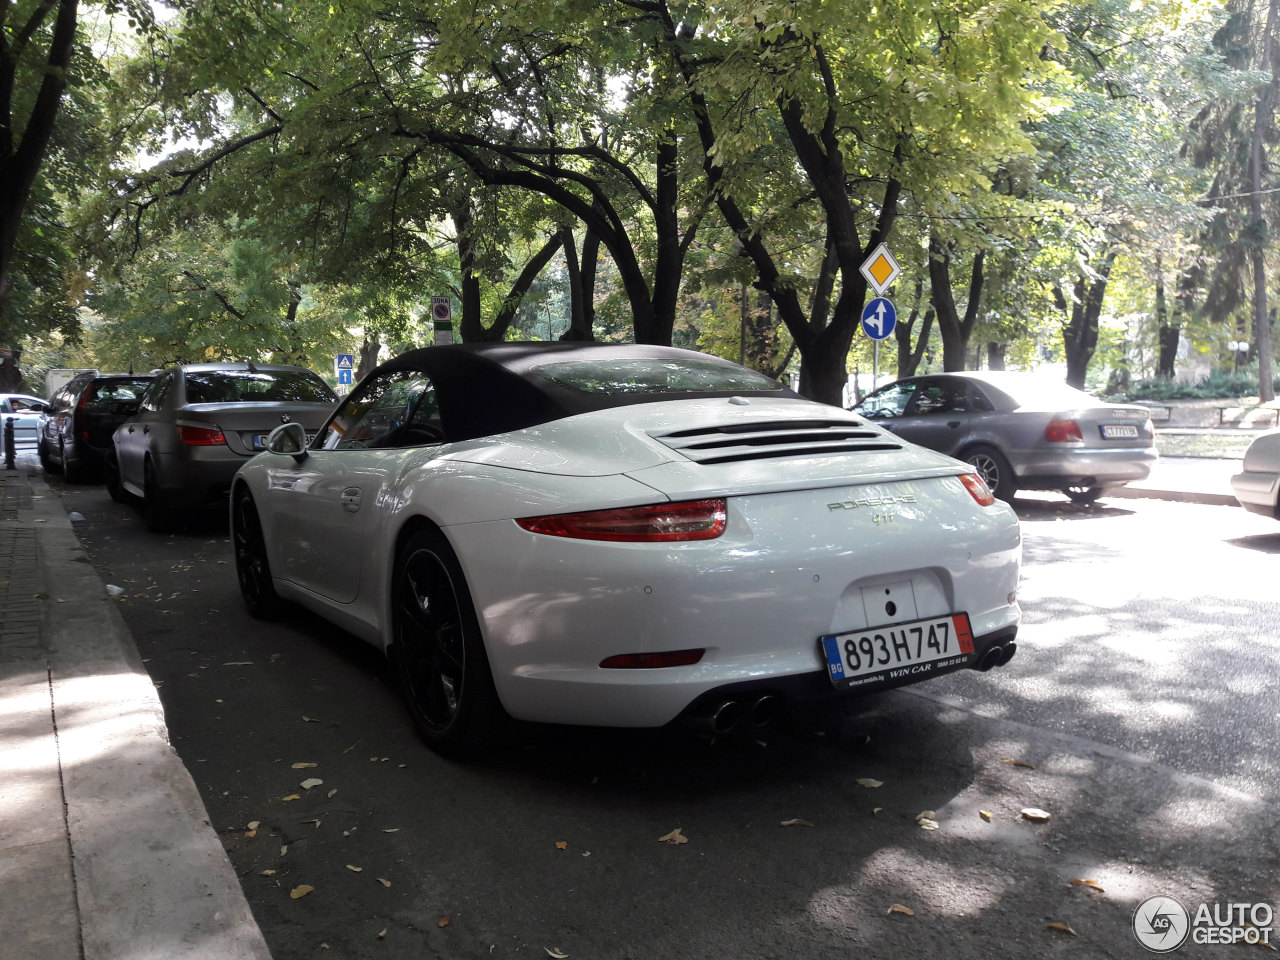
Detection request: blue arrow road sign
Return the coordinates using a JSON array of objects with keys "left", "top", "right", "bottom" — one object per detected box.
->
[
  {"left": 861, "top": 297, "right": 897, "bottom": 340},
  {"left": 337, "top": 369, "right": 353, "bottom": 385}
]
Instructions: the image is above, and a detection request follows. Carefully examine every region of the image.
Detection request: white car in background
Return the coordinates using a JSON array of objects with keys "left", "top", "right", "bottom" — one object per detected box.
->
[
  {"left": 1, "top": 393, "right": 50, "bottom": 444},
  {"left": 231, "top": 343, "right": 1023, "bottom": 756},
  {"left": 1231, "top": 429, "right": 1280, "bottom": 518}
]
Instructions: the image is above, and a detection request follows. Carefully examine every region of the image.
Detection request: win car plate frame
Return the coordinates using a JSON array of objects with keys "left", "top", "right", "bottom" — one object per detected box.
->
[{"left": 820, "top": 613, "right": 974, "bottom": 689}]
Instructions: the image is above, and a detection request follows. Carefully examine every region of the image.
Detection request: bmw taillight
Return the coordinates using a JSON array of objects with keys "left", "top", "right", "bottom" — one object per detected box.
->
[
  {"left": 177, "top": 423, "right": 227, "bottom": 446},
  {"left": 516, "top": 499, "right": 728, "bottom": 542},
  {"left": 1044, "top": 419, "right": 1083, "bottom": 442},
  {"left": 959, "top": 472, "right": 996, "bottom": 506}
]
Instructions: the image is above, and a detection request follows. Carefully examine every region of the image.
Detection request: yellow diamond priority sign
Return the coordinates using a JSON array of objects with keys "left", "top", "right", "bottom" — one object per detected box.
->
[{"left": 860, "top": 243, "right": 900, "bottom": 296}]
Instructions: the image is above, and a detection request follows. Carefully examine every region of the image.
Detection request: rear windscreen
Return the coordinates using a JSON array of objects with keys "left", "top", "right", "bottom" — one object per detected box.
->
[
  {"left": 530, "top": 357, "right": 785, "bottom": 397},
  {"left": 184, "top": 370, "right": 335, "bottom": 404},
  {"left": 84, "top": 379, "right": 153, "bottom": 411}
]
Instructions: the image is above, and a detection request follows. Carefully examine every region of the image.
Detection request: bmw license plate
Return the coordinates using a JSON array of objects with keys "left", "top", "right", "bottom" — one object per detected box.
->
[
  {"left": 821, "top": 613, "right": 974, "bottom": 689},
  {"left": 252, "top": 433, "right": 268, "bottom": 450},
  {"left": 1101, "top": 423, "right": 1139, "bottom": 439}
]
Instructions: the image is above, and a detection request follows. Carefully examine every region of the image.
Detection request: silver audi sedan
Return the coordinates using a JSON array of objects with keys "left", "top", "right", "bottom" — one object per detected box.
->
[{"left": 854, "top": 371, "right": 1157, "bottom": 502}]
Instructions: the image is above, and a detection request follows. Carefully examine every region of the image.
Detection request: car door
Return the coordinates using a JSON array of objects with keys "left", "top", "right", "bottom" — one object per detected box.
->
[
  {"left": 263, "top": 368, "right": 443, "bottom": 604},
  {"left": 116, "top": 372, "right": 174, "bottom": 494},
  {"left": 878, "top": 377, "right": 972, "bottom": 456}
]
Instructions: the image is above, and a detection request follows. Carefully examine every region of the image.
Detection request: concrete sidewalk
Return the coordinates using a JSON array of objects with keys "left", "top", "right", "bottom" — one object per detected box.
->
[
  {"left": 0, "top": 437, "right": 1252, "bottom": 960},
  {"left": 0, "top": 452, "right": 270, "bottom": 960}
]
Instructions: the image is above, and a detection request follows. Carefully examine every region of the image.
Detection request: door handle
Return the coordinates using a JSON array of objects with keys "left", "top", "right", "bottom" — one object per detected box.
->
[
  {"left": 947, "top": 420, "right": 961, "bottom": 428},
  {"left": 128, "top": 425, "right": 135, "bottom": 433},
  {"left": 341, "top": 487, "right": 362, "bottom": 512}
]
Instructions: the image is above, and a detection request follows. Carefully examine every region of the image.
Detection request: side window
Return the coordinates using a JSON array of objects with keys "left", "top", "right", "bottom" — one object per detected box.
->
[
  {"left": 968, "top": 384, "right": 995, "bottom": 412},
  {"left": 907, "top": 380, "right": 967, "bottom": 416},
  {"left": 139, "top": 373, "right": 174, "bottom": 414},
  {"left": 858, "top": 382, "right": 917, "bottom": 419},
  {"left": 320, "top": 369, "right": 442, "bottom": 450}
]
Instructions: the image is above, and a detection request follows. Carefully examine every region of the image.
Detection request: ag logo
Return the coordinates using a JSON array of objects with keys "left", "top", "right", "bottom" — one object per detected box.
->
[{"left": 1133, "top": 896, "right": 1191, "bottom": 953}]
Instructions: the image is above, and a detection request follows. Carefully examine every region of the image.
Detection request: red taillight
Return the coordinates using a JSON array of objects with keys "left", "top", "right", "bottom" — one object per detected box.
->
[
  {"left": 1044, "top": 419, "right": 1083, "bottom": 443},
  {"left": 600, "top": 649, "right": 706, "bottom": 669},
  {"left": 959, "top": 472, "right": 996, "bottom": 506},
  {"left": 177, "top": 424, "right": 227, "bottom": 446},
  {"left": 515, "top": 499, "right": 728, "bottom": 542}
]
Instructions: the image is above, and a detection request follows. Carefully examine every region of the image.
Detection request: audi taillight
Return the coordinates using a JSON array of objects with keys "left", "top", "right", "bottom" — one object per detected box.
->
[
  {"left": 177, "top": 423, "right": 227, "bottom": 446},
  {"left": 516, "top": 499, "right": 728, "bottom": 542},
  {"left": 1044, "top": 419, "right": 1083, "bottom": 443},
  {"left": 959, "top": 472, "right": 996, "bottom": 506}
]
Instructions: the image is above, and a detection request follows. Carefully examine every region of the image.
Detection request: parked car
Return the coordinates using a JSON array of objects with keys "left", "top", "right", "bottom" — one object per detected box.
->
[
  {"left": 231, "top": 342, "right": 1022, "bottom": 756},
  {"left": 38, "top": 372, "right": 156, "bottom": 482},
  {"left": 1, "top": 393, "right": 50, "bottom": 444},
  {"left": 853, "top": 371, "right": 1158, "bottom": 502},
  {"left": 1230, "top": 428, "right": 1280, "bottom": 518},
  {"left": 108, "top": 362, "right": 337, "bottom": 532}
]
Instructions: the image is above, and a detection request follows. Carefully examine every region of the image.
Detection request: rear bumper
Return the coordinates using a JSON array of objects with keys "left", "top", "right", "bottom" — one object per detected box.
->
[
  {"left": 1231, "top": 470, "right": 1280, "bottom": 517},
  {"left": 1009, "top": 446, "right": 1157, "bottom": 489},
  {"left": 153, "top": 450, "right": 253, "bottom": 508}
]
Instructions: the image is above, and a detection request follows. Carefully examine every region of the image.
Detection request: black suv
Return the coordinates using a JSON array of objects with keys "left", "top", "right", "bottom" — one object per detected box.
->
[{"left": 39, "top": 372, "right": 155, "bottom": 482}]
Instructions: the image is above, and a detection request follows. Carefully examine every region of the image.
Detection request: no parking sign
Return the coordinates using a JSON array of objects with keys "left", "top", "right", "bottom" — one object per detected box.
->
[{"left": 431, "top": 296, "right": 454, "bottom": 344}]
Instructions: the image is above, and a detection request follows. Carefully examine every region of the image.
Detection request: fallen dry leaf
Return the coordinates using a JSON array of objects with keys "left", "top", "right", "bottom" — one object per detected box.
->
[
  {"left": 1069, "top": 878, "right": 1105, "bottom": 893},
  {"left": 872, "top": 807, "right": 883, "bottom": 815},
  {"left": 1047, "top": 922, "right": 1077, "bottom": 936},
  {"left": 887, "top": 904, "right": 915, "bottom": 917},
  {"left": 658, "top": 828, "right": 688, "bottom": 845},
  {"left": 437, "top": 916, "right": 450, "bottom": 928},
  {"left": 281, "top": 794, "right": 301, "bottom": 802},
  {"left": 780, "top": 818, "right": 814, "bottom": 827},
  {"left": 247, "top": 820, "right": 260, "bottom": 831},
  {"left": 1001, "top": 759, "right": 1037, "bottom": 769},
  {"left": 300, "top": 778, "right": 324, "bottom": 790},
  {"left": 1020, "top": 808, "right": 1052, "bottom": 823},
  {"left": 302, "top": 715, "right": 319, "bottom": 723},
  {"left": 382, "top": 828, "right": 400, "bottom": 833},
  {"left": 856, "top": 778, "right": 884, "bottom": 788},
  {"left": 916, "top": 811, "right": 940, "bottom": 830},
  {"left": 346, "top": 865, "right": 363, "bottom": 873},
  {"left": 290, "top": 884, "right": 314, "bottom": 899},
  {"left": 545, "top": 949, "right": 569, "bottom": 959},
  {"left": 378, "top": 878, "right": 392, "bottom": 888},
  {"left": 280, "top": 844, "right": 288, "bottom": 857},
  {"left": 555, "top": 841, "right": 568, "bottom": 850},
  {"left": 260, "top": 869, "right": 277, "bottom": 877},
  {"left": 327, "top": 789, "right": 337, "bottom": 799},
  {"left": 377, "top": 929, "right": 387, "bottom": 940},
  {"left": 979, "top": 811, "right": 994, "bottom": 822},
  {"left": 292, "top": 762, "right": 318, "bottom": 769}
]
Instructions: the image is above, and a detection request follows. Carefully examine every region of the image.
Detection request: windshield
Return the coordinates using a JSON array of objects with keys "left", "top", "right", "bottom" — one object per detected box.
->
[
  {"left": 531, "top": 357, "right": 785, "bottom": 396},
  {"left": 184, "top": 370, "right": 335, "bottom": 404}
]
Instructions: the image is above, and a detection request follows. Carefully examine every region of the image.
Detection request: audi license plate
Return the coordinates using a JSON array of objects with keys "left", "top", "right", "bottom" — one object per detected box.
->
[
  {"left": 821, "top": 613, "right": 974, "bottom": 689},
  {"left": 1100, "top": 423, "right": 1139, "bottom": 439}
]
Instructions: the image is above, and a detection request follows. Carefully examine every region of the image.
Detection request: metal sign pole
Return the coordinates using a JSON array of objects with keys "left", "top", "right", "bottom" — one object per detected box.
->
[{"left": 873, "top": 340, "right": 879, "bottom": 387}]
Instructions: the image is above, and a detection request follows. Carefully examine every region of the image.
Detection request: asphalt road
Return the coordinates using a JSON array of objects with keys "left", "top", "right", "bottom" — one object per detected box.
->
[{"left": 50, "top": 478, "right": 1280, "bottom": 960}]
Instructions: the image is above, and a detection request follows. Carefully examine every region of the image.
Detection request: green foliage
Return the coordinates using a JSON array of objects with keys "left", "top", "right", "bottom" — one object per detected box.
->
[{"left": 1123, "top": 368, "right": 1271, "bottom": 400}]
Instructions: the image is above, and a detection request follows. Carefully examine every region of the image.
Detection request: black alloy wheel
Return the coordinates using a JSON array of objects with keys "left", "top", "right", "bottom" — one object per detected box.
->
[
  {"left": 104, "top": 448, "right": 130, "bottom": 503},
  {"left": 38, "top": 439, "right": 56, "bottom": 474},
  {"left": 964, "top": 445, "right": 1017, "bottom": 502},
  {"left": 392, "top": 528, "right": 504, "bottom": 756},
  {"left": 60, "top": 440, "right": 84, "bottom": 484},
  {"left": 143, "top": 458, "right": 175, "bottom": 533},
  {"left": 1064, "top": 485, "right": 1104, "bottom": 504},
  {"left": 232, "top": 488, "right": 283, "bottom": 619}
]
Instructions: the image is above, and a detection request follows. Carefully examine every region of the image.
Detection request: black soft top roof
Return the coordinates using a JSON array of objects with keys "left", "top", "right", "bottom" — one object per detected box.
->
[{"left": 370, "top": 342, "right": 796, "bottom": 442}]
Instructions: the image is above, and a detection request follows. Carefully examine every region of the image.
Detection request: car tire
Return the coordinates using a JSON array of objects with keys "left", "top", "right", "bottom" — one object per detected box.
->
[
  {"left": 964, "top": 445, "right": 1017, "bottom": 502},
  {"left": 61, "top": 442, "right": 84, "bottom": 484},
  {"left": 104, "top": 448, "right": 131, "bottom": 504},
  {"left": 1064, "top": 485, "right": 1104, "bottom": 504},
  {"left": 391, "top": 527, "right": 506, "bottom": 757},
  {"left": 38, "top": 439, "right": 57, "bottom": 474},
  {"left": 232, "top": 488, "right": 284, "bottom": 619},
  {"left": 143, "top": 459, "right": 176, "bottom": 533}
]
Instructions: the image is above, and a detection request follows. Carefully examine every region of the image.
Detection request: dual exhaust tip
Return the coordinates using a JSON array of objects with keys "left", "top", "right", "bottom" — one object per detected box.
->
[
  {"left": 976, "top": 641, "right": 1017, "bottom": 672},
  {"left": 691, "top": 694, "right": 780, "bottom": 737}
]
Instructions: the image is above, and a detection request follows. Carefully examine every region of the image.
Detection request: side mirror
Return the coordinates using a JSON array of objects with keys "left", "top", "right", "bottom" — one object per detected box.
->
[{"left": 265, "top": 422, "right": 308, "bottom": 461}]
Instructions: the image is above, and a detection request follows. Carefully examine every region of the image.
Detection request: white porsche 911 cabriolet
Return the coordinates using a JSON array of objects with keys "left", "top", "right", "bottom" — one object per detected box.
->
[{"left": 232, "top": 342, "right": 1021, "bottom": 755}]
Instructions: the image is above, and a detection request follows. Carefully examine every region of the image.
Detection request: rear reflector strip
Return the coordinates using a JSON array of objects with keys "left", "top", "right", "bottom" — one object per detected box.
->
[{"left": 600, "top": 649, "right": 705, "bottom": 669}]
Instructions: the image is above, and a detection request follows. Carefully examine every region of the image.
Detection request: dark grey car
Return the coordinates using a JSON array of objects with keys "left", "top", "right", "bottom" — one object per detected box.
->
[
  {"left": 107, "top": 363, "right": 337, "bottom": 531},
  {"left": 854, "top": 371, "right": 1157, "bottom": 502},
  {"left": 38, "top": 372, "right": 155, "bottom": 482}
]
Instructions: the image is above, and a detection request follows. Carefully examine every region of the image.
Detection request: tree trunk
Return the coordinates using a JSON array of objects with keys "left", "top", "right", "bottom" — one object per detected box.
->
[
  {"left": 1154, "top": 259, "right": 1179, "bottom": 378},
  {"left": 895, "top": 279, "right": 935, "bottom": 378},
  {"left": 1250, "top": 0, "right": 1279, "bottom": 401},
  {"left": 1060, "top": 251, "right": 1118, "bottom": 389},
  {"left": 558, "top": 227, "right": 595, "bottom": 342},
  {"left": 986, "top": 342, "right": 1007, "bottom": 370},
  {"left": 929, "top": 236, "right": 985, "bottom": 372},
  {"left": 357, "top": 336, "right": 381, "bottom": 380}
]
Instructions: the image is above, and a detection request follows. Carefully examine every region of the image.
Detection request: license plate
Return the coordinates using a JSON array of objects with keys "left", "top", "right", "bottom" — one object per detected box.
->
[
  {"left": 1101, "top": 423, "right": 1139, "bottom": 439},
  {"left": 252, "top": 433, "right": 268, "bottom": 450},
  {"left": 821, "top": 613, "right": 974, "bottom": 688}
]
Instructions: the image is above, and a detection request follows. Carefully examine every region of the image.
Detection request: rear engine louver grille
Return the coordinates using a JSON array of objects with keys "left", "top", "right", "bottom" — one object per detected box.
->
[{"left": 652, "top": 419, "right": 902, "bottom": 465}]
